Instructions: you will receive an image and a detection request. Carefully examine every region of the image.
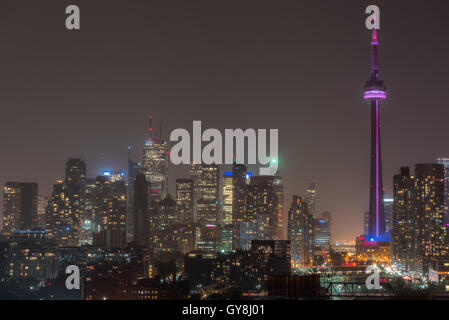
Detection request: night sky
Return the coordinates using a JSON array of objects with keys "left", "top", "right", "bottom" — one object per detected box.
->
[{"left": 0, "top": 0, "right": 448, "bottom": 241}]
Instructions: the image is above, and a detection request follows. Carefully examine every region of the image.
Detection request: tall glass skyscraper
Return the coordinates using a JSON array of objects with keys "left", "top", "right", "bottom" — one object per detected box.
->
[
  {"left": 65, "top": 158, "right": 87, "bottom": 245},
  {"left": 437, "top": 157, "right": 449, "bottom": 224},
  {"left": 222, "top": 172, "right": 233, "bottom": 226},
  {"left": 288, "top": 195, "right": 314, "bottom": 267},
  {"left": 176, "top": 179, "right": 194, "bottom": 224},
  {"left": 141, "top": 116, "right": 168, "bottom": 200}
]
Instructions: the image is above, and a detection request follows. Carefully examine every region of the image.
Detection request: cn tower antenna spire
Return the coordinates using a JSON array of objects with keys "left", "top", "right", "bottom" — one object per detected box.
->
[{"left": 370, "top": 12, "right": 379, "bottom": 78}]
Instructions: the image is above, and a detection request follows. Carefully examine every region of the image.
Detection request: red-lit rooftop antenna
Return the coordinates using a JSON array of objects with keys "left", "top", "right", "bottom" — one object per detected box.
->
[{"left": 148, "top": 114, "right": 153, "bottom": 140}]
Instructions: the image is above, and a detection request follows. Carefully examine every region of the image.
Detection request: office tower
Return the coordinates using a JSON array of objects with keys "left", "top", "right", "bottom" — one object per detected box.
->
[
  {"left": 46, "top": 181, "right": 73, "bottom": 246},
  {"left": 321, "top": 211, "right": 332, "bottom": 237},
  {"left": 384, "top": 198, "right": 393, "bottom": 233},
  {"left": 252, "top": 176, "right": 279, "bottom": 239},
  {"left": 141, "top": 117, "right": 168, "bottom": 200},
  {"left": 391, "top": 167, "right": 415, "bottom": 272},
  {"left": 363, "top": 21, "right": 387, "bottom": 240},
  {"left": 127, "top": 149, "right": 141, "bottom": 243},
  {"left": 241, "top": 176, "right": 278, "bottom": 249},
  {"left": 133, "top": 173, "right": 151, "bottom": 247},
  {"left": 93, "top": 175, "right": 107, "bottom": 231},
  {"left": 196, "top": 165, "right": 219, "bottom": 226},
  {"left": 273, "top": 176, "right": 284, "bottom": 239},
  {"left": 93, "top": 175, "right": 128, "bottom": 248},
  {"left": 197, "top": 199, "right": 219, "bottom": 226},
  {"left": 288, "top": 196, "right": 314, "bottom": 267},
  {"left": 437, "top": 157, "right": 449, "bottom": 224},
  {"left": 79, "top": 178, "right": 96, "bottom": 245},
  {"left": 232, "top": 164, "right": 248, "bottom": 250},
  {"left": 37, "top": 196, "right": 47, "bottom": 229},
  {"left": 3, "top": 182, "right": 38, "bottom": 235},
  {"left": 304, "top": 181, "right": 316, "bottom": 218},
  {"left": 414, "top": 164, "right": 445, "bottom": 275},
  {"left": 222, "top": 172, "right": 233, "bottom": 226},
  {"left": 314, "top": 217, "right": 330, "bottom": 265},
  {"left": 160, "top": 195, "right": 177, "bottom": 226},
  {"left": 220, "top": 227, "right": 233, "bottom": 253},
  {"left": 190, "top": 163, "right": 203, "bottom": 221},
  {"left": 176, "top": 179, "right": 194, "bottom": 224},
  {"left": 78, "top": 177, "right": 95, "bottom": 245},
  {"left": 200, "top": 165, "right": 219, "bottom": 202},
  {"left": 149, "top": 195, "right": 177, "bottom": 257},
  {"left": 186, "top": 165, "right": 220, "bottom": 253},
  {"left": 221, "top": 172, "right": 233, "bottom": 253},
  {"left": 65, "top": 158, "right": 87, "bottom": 245}
]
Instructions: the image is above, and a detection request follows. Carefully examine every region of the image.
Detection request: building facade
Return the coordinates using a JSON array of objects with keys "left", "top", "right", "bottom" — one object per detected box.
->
[{"left": 3, "top": 182, "right": 38, "bottom": 235}]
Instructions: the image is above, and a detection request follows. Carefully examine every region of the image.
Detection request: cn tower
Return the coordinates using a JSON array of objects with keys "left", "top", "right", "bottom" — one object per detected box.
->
[{"left": 364, "top": 16, "right": 387, "bottom": 240}]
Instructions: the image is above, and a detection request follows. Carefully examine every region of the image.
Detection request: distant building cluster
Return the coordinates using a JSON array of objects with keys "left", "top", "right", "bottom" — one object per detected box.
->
[{"left": 0, "top": 122, "right": 308, "bottom": 299}]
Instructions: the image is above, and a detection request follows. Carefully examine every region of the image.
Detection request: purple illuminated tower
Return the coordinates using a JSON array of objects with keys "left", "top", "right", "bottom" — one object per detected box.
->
[{"left": 364, "top": 23, "right": 387, "bottom": 240}]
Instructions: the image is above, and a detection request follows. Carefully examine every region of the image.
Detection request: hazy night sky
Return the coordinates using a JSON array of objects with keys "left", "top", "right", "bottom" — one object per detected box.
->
[{"left": 0, "top": 0, "right": 448, "bottom": 241}]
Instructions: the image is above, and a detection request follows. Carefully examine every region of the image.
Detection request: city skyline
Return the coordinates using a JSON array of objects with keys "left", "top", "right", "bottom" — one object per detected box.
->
[{"left": 0, "top": 0, "right": 449, "bottom": 242}]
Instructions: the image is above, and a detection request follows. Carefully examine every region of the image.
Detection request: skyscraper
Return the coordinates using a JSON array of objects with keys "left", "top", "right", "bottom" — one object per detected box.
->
[
  {"left": 37, "top": 196, "right": 47, "bottom": 230},
  {"left": 241, "top": 176, "right": 278, "bottom": 249},
  {"left": 321, "top": 211, "right": 331, "bottom": 229},
  {"left": 391, "top": 167, "right": 415, "bottom": 272},
  {"left": 65, "top": 158, "right": 87, "bottom": 246},
  {"left": 363, "top": 21, "right": 387, "bottom": 240},
  {"left": 288, "top": 195, "right": 314, "bottom": 267},
  {"left": 232, "top": 164, "right": 248, "bottom": 250},
  {"left": 141, "top": 116, "right": 168, "bottom": 200},
  {"left": 93, "top": 174, "right": 128, "bottom": 248},
  {"left": 149, "top": 194, "right": 177, "bottom": 256},
  {"left": 222, "top": 172, "right": 233, "bottom": 226},
  {"left": 133, "top": 173, "right": 151, "bottom": 246},
  {"left": 437, "top": 157, "right": 449, "bottom": 224},
  {"left": 304, "top": 181, "right": 316, "bottom": 218},
  {"left": 3, "top": 182, "right": 38, "bottom": 235},
  {"left": 176, "top": 179, "right": 194, "bottom": 224},
  {"left": 313, "top": 217, "right": 330, "bottom": 265},
  {"left": 221, "top": 172, "right": 234, "bottom": 253},
  {"left": 80, "top": 178, "right": 96, "bottom": 245},
  {"left": 45, "top": 180, "right": 72, "bottom": 246},
  {"left": 126, "top": 149, "right": 141, "bottom": 243},
  {"left": 196, "top": 165, "right": 219, "bottom": 226},
  {"left": 414, "top": 164, "right": 445, "bottom": 275},
  {"left": 190, "top": 163, "right": 203, "bottom": 222},
  {"left": 273, "top": 176, "right": 284, "bottom": 240}
]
